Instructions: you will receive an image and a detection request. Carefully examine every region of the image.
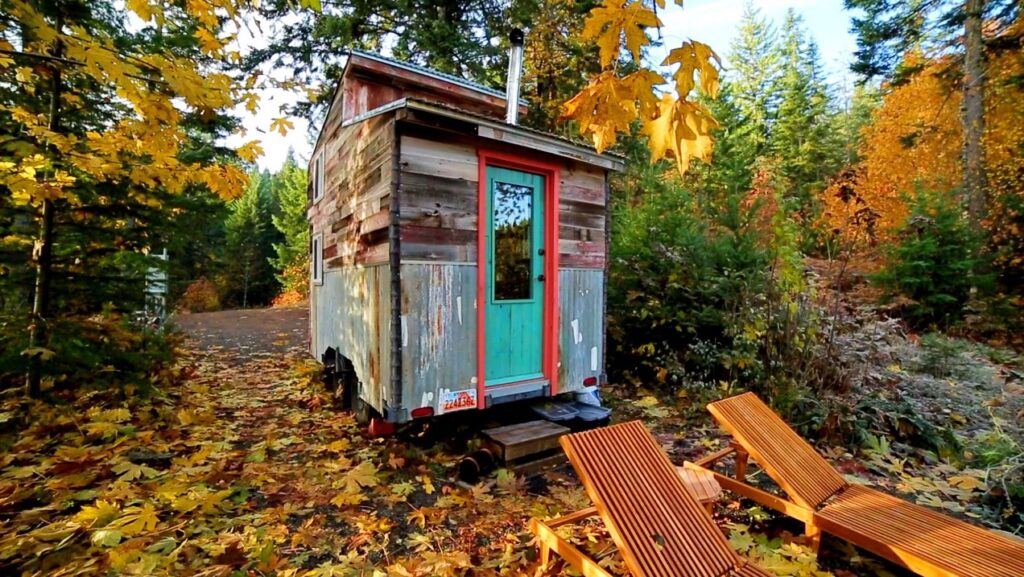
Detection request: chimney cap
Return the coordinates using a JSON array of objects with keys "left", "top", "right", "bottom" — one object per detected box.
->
[{"left": 509, "top": 28, "right": 524, "bottom": 46}]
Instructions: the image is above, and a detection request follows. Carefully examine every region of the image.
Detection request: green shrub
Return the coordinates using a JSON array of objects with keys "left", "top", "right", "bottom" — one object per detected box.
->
[
  {"left": 0, "top": 311, "right": 181, "bottom": 395},
  {"left": 606, "top": 160, "right": 830, "bottom": 410},
  {"left": 875, "top": 188, "right": 992, "bottom": 328}
]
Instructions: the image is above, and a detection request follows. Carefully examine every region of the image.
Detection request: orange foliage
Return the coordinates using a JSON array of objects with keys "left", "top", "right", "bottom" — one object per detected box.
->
[
  {"left": 177, "top": 277, "right": 221, "bottom": 313},
  {"left": 821, "top": 49, "right": 1024, "bottom": 244}
]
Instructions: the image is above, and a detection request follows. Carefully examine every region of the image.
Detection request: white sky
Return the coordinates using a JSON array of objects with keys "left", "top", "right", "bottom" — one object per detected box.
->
[{"left": 240, "top": 0, "right": 859, "bottom": 172}]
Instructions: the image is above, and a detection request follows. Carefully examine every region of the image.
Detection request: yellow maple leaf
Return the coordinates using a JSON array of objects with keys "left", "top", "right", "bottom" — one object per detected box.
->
[
  {"left": 642, "top": 96, "right": 717, "bottom": 175},
  {"left": 237, "top": 140, "right": 264, "bottom": 163},
  {"left": 74, "top": 499, "right": 121, "bottom": 527},
  {"left": 269, "top": 117, "right": 294, "bottom": 136},
  {"left": 582, "top": 1, "right": 661, "bottom": 68},
  {"left": 418, "top": 475, "right": 435, "bottom": 495},
  {"left": 341, "top": 461, "right": 379, "bottom": 493},
  {"left": 948, "top": 474, "right": 987, "bottom": 492},
  {"left": 113, "top": 502, "right": 159, "bottom": 535},
  {"left": 662, "top": 41, "right": 721, "bottom": 98}
]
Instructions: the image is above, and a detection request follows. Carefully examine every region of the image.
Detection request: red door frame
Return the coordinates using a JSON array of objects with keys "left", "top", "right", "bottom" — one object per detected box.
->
[{"left": 476, "top": 150, "right": 560, "bottom": 409}]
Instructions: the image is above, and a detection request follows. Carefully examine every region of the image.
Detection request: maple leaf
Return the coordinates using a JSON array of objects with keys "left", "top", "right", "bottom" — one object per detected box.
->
[
  {"left": 406, "top": 508, "right": 427, "bottom": 529},
  {"left": 948, "top": 474, "right": 987, "bottom": 492},
  {"left": 74, "top": 499, "right": 121, "bottom": 527},
  {"left": 391, "top": 481, "right": 415, "bottom": 498},
  {"left": 269, "top": 117, "right": 294, "bottom": 136},
  {"left": 91, "top": 528, "right": 124, "bottom": 547},
  {"left": 562, "top": 69, "right": 663, "bottom": 152},
  {"left": 330, "top": 491, "right": 367, "bottom": 507},
  {"left": 662, "top": 41, "right": 721, "bottom": 98},
  {"left": 112, "top": 461, "right": 161, "bottom": 481},
  {"left": 112, "top": 502, "right": 159, "bottom": 535},
  {"left": 418, "top": 475, "right": 435, "bottom": 495},
  {"left": 582, "top": 1, "right": 661, "bottom": 68},
  {"left": 341, "top": 461, "right": 379, "bottom": 493},
  {"left": 641, "top": 96, "right": 717, "bottom": 175}
]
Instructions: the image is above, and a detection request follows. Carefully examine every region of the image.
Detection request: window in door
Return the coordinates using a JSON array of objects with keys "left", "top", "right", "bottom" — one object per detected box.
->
[{"left": 492, "top": 181, "right": 533, "bottom": 301}]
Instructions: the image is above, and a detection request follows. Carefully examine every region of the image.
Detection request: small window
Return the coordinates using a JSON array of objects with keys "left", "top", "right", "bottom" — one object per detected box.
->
[
  {"left": 313, "top": 152, "right": 325, "bottom": 202},
  {"left": 311, "top": 233, "right": 323, "bottom": 285}
]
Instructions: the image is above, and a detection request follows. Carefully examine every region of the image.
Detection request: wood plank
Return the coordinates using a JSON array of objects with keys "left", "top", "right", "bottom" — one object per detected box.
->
[
  {"left": 510, "top": 451, "right": 567, "bottom": 476},
  {"left": 483, "top": 420, "right": 569, "bottom": 462}
]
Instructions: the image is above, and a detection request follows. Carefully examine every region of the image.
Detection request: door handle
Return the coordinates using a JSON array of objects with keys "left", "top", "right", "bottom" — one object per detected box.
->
[{"left": 537, "top": 274, "right": 546, "bottom": 282}]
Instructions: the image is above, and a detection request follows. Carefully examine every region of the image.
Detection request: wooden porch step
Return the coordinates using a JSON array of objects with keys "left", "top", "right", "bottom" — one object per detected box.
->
[{"left": 483, "top": 420, "right": 570, "bottom": 462}]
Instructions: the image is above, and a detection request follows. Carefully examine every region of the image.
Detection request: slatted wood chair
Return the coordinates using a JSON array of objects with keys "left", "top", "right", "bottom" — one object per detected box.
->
[
  {"left": 695, "top": 392, "right": 1024, "bottom": 577},
  {"left": 529, "top": 420, "right": 773, "bottom": 577}
]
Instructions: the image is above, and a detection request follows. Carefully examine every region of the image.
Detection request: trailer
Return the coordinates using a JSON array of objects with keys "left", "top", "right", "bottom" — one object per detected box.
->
[{"left": 307, "top": 42, "right": 623, "bottom": 432}]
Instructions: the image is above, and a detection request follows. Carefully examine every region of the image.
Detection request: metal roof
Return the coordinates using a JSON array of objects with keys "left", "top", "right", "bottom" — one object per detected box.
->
[{"left": 347, "top": 50, "right": 508, "bottom": 101}]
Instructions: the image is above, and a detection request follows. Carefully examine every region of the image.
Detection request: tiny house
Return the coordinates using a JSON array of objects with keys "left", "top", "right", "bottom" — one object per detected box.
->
[{"left": 307, "top": 42, "right": 623, "bottom": 429}]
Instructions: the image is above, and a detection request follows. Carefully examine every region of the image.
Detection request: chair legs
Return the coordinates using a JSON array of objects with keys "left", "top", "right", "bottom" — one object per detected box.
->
[
  {"left": 805, "top": 520, "right": 822, "bottom": 552},
  {"left": 731, "top": 442, "right": 749, "bottom": 481}
]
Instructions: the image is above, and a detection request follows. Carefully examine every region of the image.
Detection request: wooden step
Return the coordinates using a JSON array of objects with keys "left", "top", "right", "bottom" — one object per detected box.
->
[{"left": 483, "top": 420, "right": 570, "bottom": 462}]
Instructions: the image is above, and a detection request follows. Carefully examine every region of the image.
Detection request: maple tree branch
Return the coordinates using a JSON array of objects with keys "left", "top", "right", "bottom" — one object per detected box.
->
[{"left": 0, "top": 49, "right": 170, "bottom": 86}]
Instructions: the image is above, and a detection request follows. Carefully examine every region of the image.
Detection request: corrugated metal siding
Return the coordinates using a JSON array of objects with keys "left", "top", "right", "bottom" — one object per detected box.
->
[
  {"left": 399, "top": 263, "right": 478, "bottom": 415},
  {"left": 558, "top": 268, "right": 605, "bottom": 394},
  {"left": 312, "top": 265, "right": 391, "bottom": 412}
]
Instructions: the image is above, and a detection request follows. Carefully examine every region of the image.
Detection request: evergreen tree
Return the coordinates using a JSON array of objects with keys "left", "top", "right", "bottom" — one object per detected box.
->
[
  {"left": 223, "top": 172, "right": 278, "bottom": 308},
  {"left": 247, "top": 0, "right": 514, "bottom": 120},
  {"left": 835, "top": 83, "right": 881, "bottom": 166},
  {"left": 769, "top": 10, "right": 840, "bottom": 214},
  {"left": 727, "top": 1, "right": 782, "bottom": 157},
  {"left": 270, "top": 152, "right": 311, "bottom": 297}
]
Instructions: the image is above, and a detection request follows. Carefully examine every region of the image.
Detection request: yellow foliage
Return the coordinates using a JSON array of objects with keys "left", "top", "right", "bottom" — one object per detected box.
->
[
  {"left": 1, "top": 0, "right": 255, "bottom": 210},
  {"left": 564, "top": 0, "right": 719, "bottom": 175},
  {"left": 821, "top": 49, "right": 1024, "bottom": 244}
]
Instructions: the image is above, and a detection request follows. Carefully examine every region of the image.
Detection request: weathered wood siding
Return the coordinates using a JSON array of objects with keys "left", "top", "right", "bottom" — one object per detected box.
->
[
  {"left": 309, "top": 113, "right": 394, "bottom": 268},
  {"left": 558, "top": 268, "right": 605, "bottom": 393},
  {"left": 311, "top": 266, "right": 391, "bottom": 410},
  {"left": 399, "top": 263, "right": 478, "bottom": 414},
  {"left": 397, "top": 132, "right": 606, "bottom": 268},
  {"left": 399, "top": 136, "right": 479, "bottom": 262}
]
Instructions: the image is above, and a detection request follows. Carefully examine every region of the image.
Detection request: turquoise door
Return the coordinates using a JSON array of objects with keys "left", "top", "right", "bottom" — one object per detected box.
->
[{"left": 485, "top": 166, "right": 545, "bottom": 385}]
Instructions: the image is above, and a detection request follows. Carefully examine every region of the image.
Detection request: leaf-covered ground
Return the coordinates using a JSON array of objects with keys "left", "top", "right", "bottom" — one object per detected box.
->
[{"left": 1, "top": 307, "right": 1019, "bottom": 577}]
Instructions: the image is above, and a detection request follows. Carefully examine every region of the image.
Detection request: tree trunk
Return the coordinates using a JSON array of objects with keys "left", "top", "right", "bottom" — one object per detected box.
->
[
  {"left": 26, "top": 11, "right": 63, "bottom": 397},
  {"left": 962, "top": 0, "right": 987, "bottom": 227}
]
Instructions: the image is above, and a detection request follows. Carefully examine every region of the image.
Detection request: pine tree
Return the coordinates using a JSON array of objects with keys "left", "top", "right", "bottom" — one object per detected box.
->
[
  {"left": 223, "top": 172, "right": 278, "bottom": 308},
  {"left": 727, "top": 1, "right": 783, "bottom": 157},
  {"left": 270, "top": 152, "right": 311, "bottom": 297},
  {"left": 769, "top": 10, "right": 840, "bottom": 213}
]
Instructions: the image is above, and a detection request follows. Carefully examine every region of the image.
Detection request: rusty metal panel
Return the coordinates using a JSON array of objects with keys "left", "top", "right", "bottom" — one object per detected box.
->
[
  {"left": 311, "top": 265, "right": 391, "bottom": 412},
  {"left": 399, "top": 263, "right": 478, "bottom": 416},
  {"left": 558, "top": 268, "right": 605, "bottom": 394}
]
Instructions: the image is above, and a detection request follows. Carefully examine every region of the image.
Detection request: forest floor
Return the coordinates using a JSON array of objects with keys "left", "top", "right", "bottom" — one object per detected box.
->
[{"left": 0, "top": 306, "right": 1021, "bottom": 577}]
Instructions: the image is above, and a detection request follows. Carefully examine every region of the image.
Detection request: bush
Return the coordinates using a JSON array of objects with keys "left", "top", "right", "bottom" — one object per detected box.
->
[
  {"left": 606, "top": 161, "right": 833, "bottom": 411},
  {"left": 177, "top": 277, "right": 221, "bottom": 313},
  {"left": 0, "top": 311, "right": 181, "bottom": 395},
  {"left": 874, "top": 188, "right": 992, "bottom": 328}
]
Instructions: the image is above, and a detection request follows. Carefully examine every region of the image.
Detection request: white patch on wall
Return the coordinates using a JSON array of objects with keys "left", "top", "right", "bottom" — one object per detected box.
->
[
  {"left": 401, "top": 315, "right": 408, "bottom": 346},
  {"left": 456, "top": 296, "right": 463, "bottom": 326},
  {"left": 470, "top": 376, "right": 478, "bottom": 384},
  {"left": 571, "top": 319, "right": 582, "bottom": 345},
  {"left": 591, "top": 347, "right": 598, "bottom": 371},
  {"left": 421, "top": 391, "right": 434, "bottom": 409}
]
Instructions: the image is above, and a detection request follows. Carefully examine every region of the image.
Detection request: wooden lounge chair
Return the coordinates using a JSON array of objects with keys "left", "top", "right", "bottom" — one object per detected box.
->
[
  {"left": 695, "top": 392, "right": 1024, "bottom": 577},
  {"left": 529, "top": 420, "right": 772, "bottom": 577}
]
